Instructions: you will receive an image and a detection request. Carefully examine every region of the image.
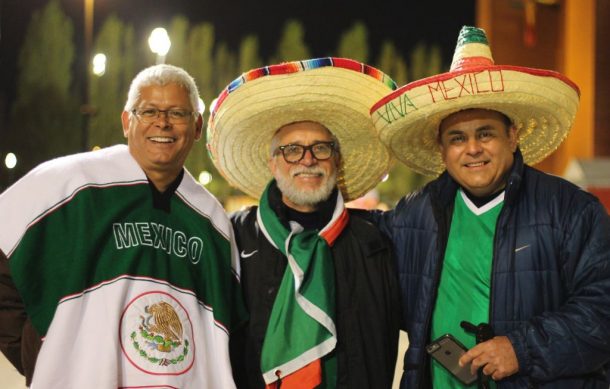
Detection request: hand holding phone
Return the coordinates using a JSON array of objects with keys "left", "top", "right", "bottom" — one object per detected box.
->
[{"left": 426, "top": 334, "right": 477, "bottom": 385}]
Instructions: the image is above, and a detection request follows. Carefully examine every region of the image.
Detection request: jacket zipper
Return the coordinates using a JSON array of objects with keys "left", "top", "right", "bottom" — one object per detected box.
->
[{"left": 488, "top": 178, "right": 519, "bottom": 387}]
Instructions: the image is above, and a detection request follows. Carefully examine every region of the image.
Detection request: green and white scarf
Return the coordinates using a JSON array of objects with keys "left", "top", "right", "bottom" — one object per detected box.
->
[{"left": 256, "top": 181, "right": 349, "bottom": 388}]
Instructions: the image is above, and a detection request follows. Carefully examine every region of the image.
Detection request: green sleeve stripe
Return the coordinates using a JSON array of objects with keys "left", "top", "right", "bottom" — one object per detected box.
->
[{"left": 4, "top": 181, "right": 148, "bottom": 257}]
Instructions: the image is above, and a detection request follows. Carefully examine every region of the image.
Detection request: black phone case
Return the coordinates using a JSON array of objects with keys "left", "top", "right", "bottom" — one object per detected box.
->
[{"left": 426, "top": 333, "right": 477, "bottom": 385}]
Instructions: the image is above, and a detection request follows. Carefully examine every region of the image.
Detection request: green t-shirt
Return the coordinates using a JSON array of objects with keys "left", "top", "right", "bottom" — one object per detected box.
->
[{"left": 430, "top": 189, "right": 504, "bottom": 388}]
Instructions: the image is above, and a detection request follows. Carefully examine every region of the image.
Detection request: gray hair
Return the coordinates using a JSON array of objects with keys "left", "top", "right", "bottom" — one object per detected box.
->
[{"left": 124, "top": 64, "right": 200, "bottom": 112}]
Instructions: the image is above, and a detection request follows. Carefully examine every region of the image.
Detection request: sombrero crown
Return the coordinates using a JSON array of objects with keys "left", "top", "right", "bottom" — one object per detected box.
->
[
  {"left": 370, "top": 26, "right": 580, "bottom": 176},
  {"left": 207, "top": 57, "right": 397, "bottom": 201}
]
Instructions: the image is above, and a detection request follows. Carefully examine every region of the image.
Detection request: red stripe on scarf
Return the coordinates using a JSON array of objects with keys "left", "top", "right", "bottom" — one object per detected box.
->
[
  {"left": 265, "top": 359, "right": 322, "bottom": 389},
  {"left": 320, "top": 209, "right": 349, "bottom": 246}
]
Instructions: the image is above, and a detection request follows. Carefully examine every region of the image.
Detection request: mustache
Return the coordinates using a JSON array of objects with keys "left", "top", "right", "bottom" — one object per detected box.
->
[{"left": 290, "top": 166, "right": 326, "bottom": 177}]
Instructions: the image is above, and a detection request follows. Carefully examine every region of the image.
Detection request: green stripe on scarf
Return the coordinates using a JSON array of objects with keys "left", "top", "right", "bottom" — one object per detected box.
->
[{"left": 258, "top": 181, "right": 338, "bottom": 387}]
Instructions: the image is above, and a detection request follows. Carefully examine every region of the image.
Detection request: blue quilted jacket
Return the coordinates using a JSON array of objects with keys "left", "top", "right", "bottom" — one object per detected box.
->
[{"left": 374, "top": 150, "right": 610, "bottom": 388}]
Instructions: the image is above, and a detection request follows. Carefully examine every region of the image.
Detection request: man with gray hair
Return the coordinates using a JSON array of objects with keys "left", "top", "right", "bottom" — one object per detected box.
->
[
  {"left": 208, "top": 58, "right": 401, "bottom": 389},
  {"left": 0, "top": 64, "right": 246, "bottom": 388}
]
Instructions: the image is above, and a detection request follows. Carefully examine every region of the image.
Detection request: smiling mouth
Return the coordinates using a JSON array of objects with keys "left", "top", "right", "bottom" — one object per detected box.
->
[
  {"left": 294, "top": 172, "right": 323, "bottom": 177},
  {"left": 148, "top": 136, "right": 176, "bottom": 144},
  {"left": 464, "top": 161, "right": 488, "bottom": 168},
  {"left": 293, "top": 170, "right": 325, "bottom": 179}
]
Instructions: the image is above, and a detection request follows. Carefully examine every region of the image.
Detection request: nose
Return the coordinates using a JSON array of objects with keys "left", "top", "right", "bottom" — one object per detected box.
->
[
  {"left": 299, "top": 149, "right": 317, "bottom": 166},
  {"left": 465, "top": 138, "right": 483, "bottom": 155},
  {"left": 153, "top": 111, "right": 171, "bottom": 127}
]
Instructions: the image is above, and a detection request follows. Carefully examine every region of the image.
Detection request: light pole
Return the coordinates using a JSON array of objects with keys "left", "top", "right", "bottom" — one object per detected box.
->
[
  {"left": 81, "top": 0, "right": 95, "bottom": 151},
  {"left": 148, "top": 28, "right": 171, "bottom": 64},
  {"left": 85, "top": 0, "right": 94, "bottom": 59}
]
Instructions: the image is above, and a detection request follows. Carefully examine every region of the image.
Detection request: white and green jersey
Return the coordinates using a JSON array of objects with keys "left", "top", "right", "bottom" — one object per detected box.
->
[{"left": 0, "top": 145, "right": 246, "bottom": 388}]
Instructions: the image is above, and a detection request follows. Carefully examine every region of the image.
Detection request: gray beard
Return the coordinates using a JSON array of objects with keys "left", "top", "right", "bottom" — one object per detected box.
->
[{"left": 275, "top": 167, "right": 337, "bottom": 208}]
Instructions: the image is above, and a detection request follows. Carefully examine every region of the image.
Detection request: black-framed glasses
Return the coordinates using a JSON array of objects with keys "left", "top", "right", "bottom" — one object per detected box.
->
[
  {"left": 275, "top": 142, "right": 336, "bottom": 163},
  {"left": 131, "top": 108, "right": 194, "bottom": 124}
]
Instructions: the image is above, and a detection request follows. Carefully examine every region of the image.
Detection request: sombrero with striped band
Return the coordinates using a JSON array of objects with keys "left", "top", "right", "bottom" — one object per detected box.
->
[
  {"left": 370, "top": 26, "right": 580, "bottom": 176},
  {"left": 207, "top": 57, "right": 397, "bottom": 201}
]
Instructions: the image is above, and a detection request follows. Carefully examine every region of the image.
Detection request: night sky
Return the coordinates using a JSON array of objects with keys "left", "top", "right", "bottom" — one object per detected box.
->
[{"left": 0, "top": 0, "right": 475, "bottom": 111}]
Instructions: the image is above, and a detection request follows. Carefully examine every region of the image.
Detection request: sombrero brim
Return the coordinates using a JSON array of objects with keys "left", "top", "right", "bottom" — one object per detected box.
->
[
  {"left": 208, "top": 60, "right": 396, "bottom": 201},
  {"left": 371, "top": 65, "right": 580, "bottom": 176}
]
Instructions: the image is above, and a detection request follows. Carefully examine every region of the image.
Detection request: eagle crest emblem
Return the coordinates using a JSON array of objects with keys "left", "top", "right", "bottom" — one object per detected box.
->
[
  {"left": 120, "top": 291, "right": 195, "bottom": 374},
  {"left": 140, "top": 302, "right": 184, "bottom": 353}
]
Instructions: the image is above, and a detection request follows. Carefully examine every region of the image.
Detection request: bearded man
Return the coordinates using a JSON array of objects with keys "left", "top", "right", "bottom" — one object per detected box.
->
[{"left": 207, "top": 58, "right": 401, "bottom": 389}]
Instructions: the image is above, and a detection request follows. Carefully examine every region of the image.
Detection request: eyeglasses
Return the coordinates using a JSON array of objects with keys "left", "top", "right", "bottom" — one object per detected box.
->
[
  {"left": 274, "top": 142, "right": 336, "bottom": 163},
  {"left": 131, "top": 108, "right": 194, "bottom": 124}
]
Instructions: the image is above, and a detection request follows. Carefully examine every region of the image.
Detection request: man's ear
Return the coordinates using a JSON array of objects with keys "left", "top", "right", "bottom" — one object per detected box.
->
[
  {"left": 194, "top": 114, "right": 203, "bottom": 141},
  {"left": 121, "top": 111, "right": 130, "bottom": 138},
  {"left": 508, "top": 125, "right": 518, "bottom": 152},
  {"left": 334, "top": 151, "right": 342, "bottom": 168},
  {"left": 268, "top": 155, "right": 277, "bottom": 177},
  {"left": 436, "top": 129, "right": 448, "bottom": 163},
  {"left": 438, "top": 138, "right": 448, "bottom": 164}
]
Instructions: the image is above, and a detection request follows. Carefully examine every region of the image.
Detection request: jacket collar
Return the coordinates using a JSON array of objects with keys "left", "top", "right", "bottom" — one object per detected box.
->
[{"left": 504, "top": 148, "right": 524, "bottom": 205}]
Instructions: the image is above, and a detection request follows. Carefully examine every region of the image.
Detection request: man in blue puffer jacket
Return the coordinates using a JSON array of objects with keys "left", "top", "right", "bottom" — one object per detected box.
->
[{"left": 368, "top": 26, "right": 610, "bottom": 388}]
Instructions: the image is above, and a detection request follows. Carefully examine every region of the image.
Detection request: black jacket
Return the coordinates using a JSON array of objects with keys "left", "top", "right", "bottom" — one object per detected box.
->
[
  {"left": 230, "top": 196, "right": 400, "bottom": 389},
  {"left": 373, "top": 150, "right": 610, "bottom": 388}
]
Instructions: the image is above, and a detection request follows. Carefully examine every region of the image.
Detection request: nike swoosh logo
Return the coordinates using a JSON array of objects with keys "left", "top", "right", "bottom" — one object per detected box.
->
[
  {"left": 515, "top": 244, "right": 531, "bottom": 253},
  {"left": 240, "top": 250, "right": 258, "bottom": 258}
]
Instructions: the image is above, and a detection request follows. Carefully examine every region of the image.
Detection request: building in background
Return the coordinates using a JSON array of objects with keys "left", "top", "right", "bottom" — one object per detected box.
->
[
  {"left": 476, "top": 0, "right": 609, "bottom": 197},
  {"left": 564, "top": 158, "right": 610, "bottom": 212}
]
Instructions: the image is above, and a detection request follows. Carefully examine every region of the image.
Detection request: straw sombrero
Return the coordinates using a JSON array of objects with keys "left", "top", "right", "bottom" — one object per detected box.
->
[
  {"left": 370, "top": 26, "right": 580, "bottom": 176},
  {"left": 207, "top": 57, "right": 397, "bottom": 201}
]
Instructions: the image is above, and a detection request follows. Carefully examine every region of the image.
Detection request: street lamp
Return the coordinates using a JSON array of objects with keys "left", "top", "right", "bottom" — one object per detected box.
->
[
  {"left": 148, "top": 28, "right": 171, "bottom": 64},
  {"left": 5, "top": 152, "right": 17, "bottom": 185},
  {"left": 198, "top": 171, "right": 213, "bottom": 186},
  {"left": 92, "top": 53, "right": 106, "bottom": 76},
  {"left": 4, "top": 153, "right": 17, "bottom": 170}
]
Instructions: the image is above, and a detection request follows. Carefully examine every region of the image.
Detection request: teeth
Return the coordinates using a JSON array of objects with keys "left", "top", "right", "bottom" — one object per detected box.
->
[
  {"left": 467, "top": 162, "right": 485, "bottom": 167},
  {"left": 149, "top": 137, "right": 175, "bottom": 143}
]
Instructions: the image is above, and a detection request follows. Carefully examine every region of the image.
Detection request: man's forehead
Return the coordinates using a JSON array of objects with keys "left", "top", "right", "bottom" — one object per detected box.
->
[
  {"left": 439, "top": 109, "right": 508, "bottom": 132},
  {"left": 138, "top": 83, "right": 189, "bottom": 101},
  {"left": 275, "top": 121, "right": 334, "bottom": 141}
]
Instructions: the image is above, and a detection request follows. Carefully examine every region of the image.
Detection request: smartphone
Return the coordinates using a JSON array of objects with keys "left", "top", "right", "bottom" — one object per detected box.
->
[{"left": 426, "top": 333, "right": 477, "bottom": 385}]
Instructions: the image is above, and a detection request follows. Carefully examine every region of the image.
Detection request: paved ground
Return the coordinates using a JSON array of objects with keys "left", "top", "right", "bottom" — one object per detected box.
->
[
  {"left": 393, "top": 330, "right": 409, "bottom": 388},
  {"left": 0, "top": 353, "right": 27, "bottom": 389},
  {"left": 0, "top": 331, "right": 408, "bottom": 389}
]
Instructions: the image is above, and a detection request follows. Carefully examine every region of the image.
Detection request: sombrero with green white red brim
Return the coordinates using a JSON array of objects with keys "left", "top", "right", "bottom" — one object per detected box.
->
[
  {"left": 370, "top": 26, "right": 580, "bottom": 176},
  {"left": 207, "top": 57, "right": 397, "bottom": 201}
]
